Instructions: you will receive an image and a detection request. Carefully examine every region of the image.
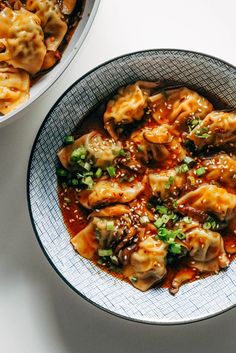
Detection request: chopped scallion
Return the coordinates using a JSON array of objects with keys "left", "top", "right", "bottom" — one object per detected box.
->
[
  {"left": 118, "top": 149, "right": 126, "bottom": 157},
  {"left": 106, "top": 166, "right": 116, "bottom": 177},
  {"left": 56, "top": 168, "right": 68, "bottom": 177},
  {"left": 182, "top": 216, "right": 192, "bottom": 224},
  {"left": 95, "top": 168, "right": 102, "bottom": 178},
  {"left": 98, "top": 249, "right": 113, "bottom": 257},
  {"left": 196, "top": 167, "right": 206, "bottom": 176},
  {"left": 169, "top": 243, "right": 182, "bottom": 254},
  {"left": 131, "top": 276, "right": 138, "bottom": 283},
  {"left": 176, "top": 163, "right": 189, "bottom": 174},
  {"left": 71, "top": 178, "right": 79, "bottom": 186},
  {"left": 64, "top": 135, "right": 74, "bottom": 145},
  {"left": 164, "top": 176, "right": 174, "bottom": 189},
  {"left": 106, "top": 221, "right": 115, "bottom": 231}
]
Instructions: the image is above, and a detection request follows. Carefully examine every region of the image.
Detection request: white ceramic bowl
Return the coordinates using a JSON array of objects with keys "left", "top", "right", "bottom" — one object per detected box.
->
[{"left": 0, "top": 0, "right": 100, "bottom": 128}]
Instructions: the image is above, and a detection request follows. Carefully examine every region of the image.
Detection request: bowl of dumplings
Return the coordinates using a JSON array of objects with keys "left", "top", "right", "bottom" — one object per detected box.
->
[
  {"left": 0, "top": 0, "right": 100, "bottom": 127},
  {"left": 27, "top": 49, "right": 236, "bottom": 324}
]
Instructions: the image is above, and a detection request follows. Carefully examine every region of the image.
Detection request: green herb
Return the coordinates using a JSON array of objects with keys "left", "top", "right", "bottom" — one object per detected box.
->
[
  {"left": 154, "top": 218, "right": 165, "bottom": 228},
  {"left": 176, "top": 163, "right": 189, "bottom": 174},
  {"left": 164, "top": 176, "right": 174, "bottom": 189},
  {"left": 110, "top": 255, "right": 119, "bottom": 266},
  {"left": 56, "top": 168, "right": 68, "bottom": 177},
  {"left": 98, "top": 249, "right": 113, "bottom": 257},
  {"left": 187, "top": 116, "right": 201, "bottom": 130},
  {"left": 71, "top": 178, "right": 79, "bottom": 186},
  {"left": 194, "top": 127, "right": 210, "bottom": 139},
  {"left": 70, "top": 146, "right": 87, "bottom": 162},
  {"left": 106, "top": 166, "right": 116, "bottom": 177},
  {"left": 106, "top": 221, "right": 115, "bottom": 231},
  {"left": 118, "top": 149, "right": 126, "bottom": 157},
  {"left": 156, "top": 205, "right": 168, "bottom": 214},
  {"left": 64, "top": 135, "right": 74, "bottom": 145},
  {"left": 140, "top": 216, "right": 150, "bottom": 224},
  {"left": 95, "top": 168, "right": 102, "bottom": 178},
  {"left": 196, "top": 167, "right": 206, "bottom": 176},
  {"left": 172, "top": 199, "right": 178, "bottom": 209},
  {"left": 182, "top": 216, "right": 192, "bottom": 224},
  {"left": 131, "top": 276, "right": 138, "bottom": 283},
  {"left": 61, "top": 182, "right": 67, "bottom": 188},
  {"left": 183, "top": 156, "right": 196, "bottom": 167},
  {"left": 81, "top": 176, "right": 94, "bottom": 189},
  {"left": 203, "top": 216, "right": 219, "bottom": 230},
  {"left": 169, "top": 243, "right": 182, "bottom": 254},
  {"left": 84, "top": 162, "right": 91, "bottom": 171}
]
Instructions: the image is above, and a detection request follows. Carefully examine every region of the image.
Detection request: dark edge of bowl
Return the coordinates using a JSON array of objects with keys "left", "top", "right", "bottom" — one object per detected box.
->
[{"left": 26, "top": 48, "right": 236, "bottom": 325}]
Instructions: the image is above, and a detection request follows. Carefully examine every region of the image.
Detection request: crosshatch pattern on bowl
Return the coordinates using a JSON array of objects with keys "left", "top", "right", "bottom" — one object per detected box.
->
[{"left": 28, "top": 49, "right": 236, "bottom": 324}]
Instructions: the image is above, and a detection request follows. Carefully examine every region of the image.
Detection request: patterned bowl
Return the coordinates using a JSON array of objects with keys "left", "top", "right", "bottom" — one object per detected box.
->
[{"left": 27, "top": 49, "right": 236, "bottom": 324}]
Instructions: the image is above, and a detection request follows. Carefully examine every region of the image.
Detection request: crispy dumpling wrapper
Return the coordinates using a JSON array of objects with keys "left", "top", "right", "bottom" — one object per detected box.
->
[{"left": 0, "top": 7, "right": 46, "bottom": 74}]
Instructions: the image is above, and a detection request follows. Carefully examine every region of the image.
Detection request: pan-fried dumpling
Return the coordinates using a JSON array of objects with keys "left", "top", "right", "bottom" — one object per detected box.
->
[
  {"left": 104, "top": 82, "right": 151, "bottom": 140},
  {"left": 149, "top": 169, "right": 186, "bottom": 199},
  {"left": 149, "top": 87, "right": 213, "bottom": 126},
  {"left": 0, "top": 8, "right": 46, "bottom": 74},
  {"left": 187, "top": 111, "right": 236, "bottom": 149},
  {"left": 177, "top": 184, "right": 236, "bottom": 220},
  {"left": 57, "top": 131, "right": 122, "bottom": 170},
  {"left": 71, "top": 205, "right": 131, "bottom": 259},
  {"left": 0, "top": 63, "right": 30, "bottom": 114},
  {"left": 26, "top": 0, "right": 67, "bottom": 51},
  {"left": 78, "top": 177, "right": 146, "bottom": 209},
  {"left": 129, "top": 237, "right": 167, "bottom": 291},
  {"left": 202, "top": 154, "right": 236, "bottom": 187}
]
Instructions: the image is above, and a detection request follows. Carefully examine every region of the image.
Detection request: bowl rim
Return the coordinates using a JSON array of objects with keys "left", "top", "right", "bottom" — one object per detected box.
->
[
  {"left": 0, "top": 0, "right": 101, "bottom": 128},
  {"left": 27, "top": 48, "right": 236, "bottom": 325}
]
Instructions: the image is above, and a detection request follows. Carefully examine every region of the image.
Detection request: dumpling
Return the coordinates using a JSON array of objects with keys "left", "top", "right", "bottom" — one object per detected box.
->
[
  {"left": 0, "top": 63, "right": 30, "bottom": 114},
  {"left": 71, "top": 205, "right": 132, "bottom": 259},
  {"left": 26, "top": 0, "right": 67, "bottom": 51},
  {"left": 57, "top": 131, "right": 122, "bottom": 170},
  {"left": 149, "top": 87, "right": 213, "bottom": 127},
  {"left": 202, "top": 154, "right": 236, "bottom": 187},
  {"left": 149, "top": 169, "right": 186, "bottom": 199},
  {"left": 78, "top": 177, "right": 146, "bottom": 209},
  {"left": 104, "top": 82, "right": 151, "bottom": 140},
  {"left": 177, "top": 184, "right": 236, "bottom": 221},
  {"left": 0, "top": 7, "right": 46, "bottom": 74},
  {"left": 129, "top": 237, "right": 167, "bottom": 291},
  {"left": 187, "top": 111, "right": 236, "bottom": 149},
  {"left": 128, "top": 124, "right": 186, "bottom": 166}
]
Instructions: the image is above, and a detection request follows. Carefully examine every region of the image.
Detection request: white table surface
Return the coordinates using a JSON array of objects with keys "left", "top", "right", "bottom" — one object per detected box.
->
[{"left": 1, "top": 1, "right": 236, "bottom": 352}]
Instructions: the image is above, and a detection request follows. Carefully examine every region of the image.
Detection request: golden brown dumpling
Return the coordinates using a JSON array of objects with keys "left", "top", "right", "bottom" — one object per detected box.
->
[
  {"left": 26, "top": 0, "right": 67, "bottom": 51},
  {"left": 0, "top": 63, "right": 30, "bottom": 114},
  {"left": 202, "top": 154, "right": 236, "bottom": 187},
  {"left": 148, "top": 169, "right": 186, "bottom": 199},
  {"left": 0, "top": 7, "right": 46, "bottom": 74}
]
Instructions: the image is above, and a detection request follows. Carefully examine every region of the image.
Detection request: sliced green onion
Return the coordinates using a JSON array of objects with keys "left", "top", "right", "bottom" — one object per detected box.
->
[
  {"left": 169, "top": 243, "right": 182, "bottom": 254},
  {"left": 64, "top": 135, "right": 74, "bottom": 145},
  {"left": 131, "top": 276, "right": 138, "bottom": 283},
  {"left": 164, "top": 176, "right": 174, "bottom": 189},
  {"left": 106, "top": 221, "right": 115, "bottom": 231},
  {"left": 98, "top": 249, "right": 113, "bottom": 257},
  {"left": 203, "top": 222, "right": 212, "bottom": 230},
  {"left": 140, "top": 216, "right": 149, "bottom": 224},
  {"left": 194, "top": 127, "right": 210, "bottom": 139},
  {"left": 70, "top": 146, "right": 87, "bottom": 162},
  {"left": 154, "top": 218, "right": 164, "bottom": 228},
  {"left": 82, "top": 176, "right": 94, "bottom": 189},
  {"left": 106, "top": 166, "right": 116, "bottom": 177},
  {"left": 176, "top": 163, "right": 189, "bottom": 174},
  {"left": 110, "top": 255, "right": 119, "bottom": 266},
  {"left": 71, "top": 178, "right": 79, "bottom": 186},
  {"left": 156, "top": 205, "right": 168, "bottom": 214},
  {"left": 137, "top": 145, "right": 143, "bottom": 152},
  {"left": 183, "top": 156, "right": 196, "bottom": 167},
  {"left": 56, "top": 168, "right": 68, "bottom": 177},
  {"left": 83, "top": 162, "right": 91, "bottom": 171},
  {"left": 120, "top": 175, "right": 128, "bottom": 182},
  {"left": 95, "top": 168, "right": 102, "bottom": 178},
  {"left": 182, "top": 216, "right": 192, "bottom": 224},
  {"left": 196, "top": 167, "right": 206, "bottom": 176}
]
